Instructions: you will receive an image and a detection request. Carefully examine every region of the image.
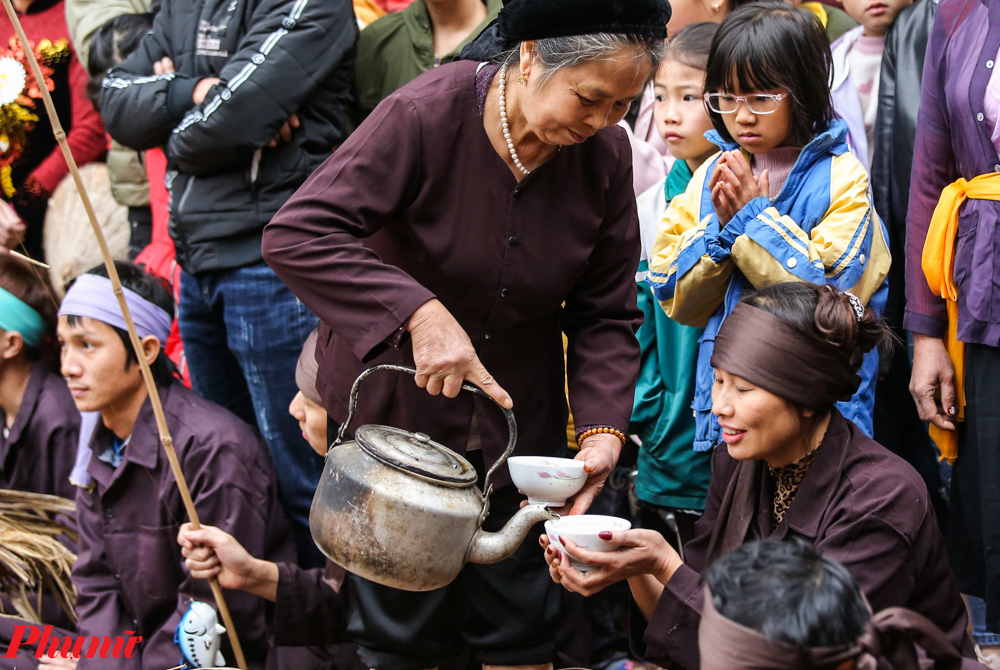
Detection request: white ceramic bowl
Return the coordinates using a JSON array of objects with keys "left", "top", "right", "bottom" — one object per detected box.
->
[
  {"left": 507, "top": 456, "right": 587, "bottom": 507},
  {"left": 544, "top": 514, "right": 632, "bottom": 572}
]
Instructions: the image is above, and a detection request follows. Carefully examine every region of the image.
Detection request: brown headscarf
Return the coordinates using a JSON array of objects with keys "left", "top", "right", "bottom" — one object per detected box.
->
[
  {"left": 710, "top": 302, "right": 861, "bottom": 412},
  {"left": 295, "top": 329, "right": 322, "bottom": 405},
  {"left": 699, "top": 586, "right": 969, "bottom": 670}
]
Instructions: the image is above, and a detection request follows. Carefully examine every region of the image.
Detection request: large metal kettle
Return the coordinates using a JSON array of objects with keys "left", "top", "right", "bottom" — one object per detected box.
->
[{"left": 309, "top": 365, "right": 554, "bottom": 592}]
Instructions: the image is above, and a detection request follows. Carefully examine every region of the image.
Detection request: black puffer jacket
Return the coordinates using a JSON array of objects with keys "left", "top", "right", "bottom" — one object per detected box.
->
[
  {"left": 871, "top": 0, "right": 937, "bottom": 330},
  {"left": 100, "top": 0, "right": 357, "bottom": 274}
]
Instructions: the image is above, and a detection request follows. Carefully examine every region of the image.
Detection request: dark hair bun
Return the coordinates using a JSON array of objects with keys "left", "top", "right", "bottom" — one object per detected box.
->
[
  {"left": 812, "top": 285, "right": 887, "bottom": 373},
  {"left": 743, "top": 282, "right": 893, "bottom": 375}
]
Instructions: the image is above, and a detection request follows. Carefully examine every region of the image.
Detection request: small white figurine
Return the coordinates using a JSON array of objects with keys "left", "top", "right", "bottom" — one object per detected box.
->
[{"left": 174, "top": 600, "right": 226, "bottom": 668}]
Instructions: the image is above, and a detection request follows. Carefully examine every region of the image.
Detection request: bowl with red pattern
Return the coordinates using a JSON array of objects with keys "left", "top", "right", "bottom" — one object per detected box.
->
[{"left": 507, "top": 456, "right": 587, "bottom": 507}]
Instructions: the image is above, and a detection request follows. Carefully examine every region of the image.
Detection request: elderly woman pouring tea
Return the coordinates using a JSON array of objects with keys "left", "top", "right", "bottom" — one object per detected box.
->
[
  {"left": 542, "top": 282, "right": 976, "bottom": 670},
  {"left": 260, "top": 0, "right": 669, "bottom": 667}
]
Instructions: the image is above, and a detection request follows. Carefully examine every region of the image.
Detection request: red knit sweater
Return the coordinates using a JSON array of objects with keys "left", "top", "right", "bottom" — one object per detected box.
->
[{"left": 0, "top": 0, "right": 105, "bottom": 197}]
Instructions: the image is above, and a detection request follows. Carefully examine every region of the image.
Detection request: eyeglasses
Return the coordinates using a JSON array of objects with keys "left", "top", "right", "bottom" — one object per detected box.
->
[{"left": 703, "top": 92, "right": 789, "bottom": 115}]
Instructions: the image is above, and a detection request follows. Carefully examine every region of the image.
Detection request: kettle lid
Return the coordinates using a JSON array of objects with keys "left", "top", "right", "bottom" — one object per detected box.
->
[{"left": 356, "top": 425, "right": 478, "bottom": 488}]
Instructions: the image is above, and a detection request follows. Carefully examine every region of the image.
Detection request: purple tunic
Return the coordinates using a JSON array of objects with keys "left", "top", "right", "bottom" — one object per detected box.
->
[
  {"left": 262, "top": 60, "right": 642, "bottom": 485},
  {"left": 71, "top": 380, "right": 296, "bottom": 670},
  {"left": 905, "top": 0, "right": 1000, "bottom": 344},
  {"left": 271, "top": 561, "right": 347, "bottom": 646},
  {"left": 0, "top": 363, "right": 79, "bottom": 629},
  {"left": 0, "top": 363, "right": 78, "bottom": 501}
]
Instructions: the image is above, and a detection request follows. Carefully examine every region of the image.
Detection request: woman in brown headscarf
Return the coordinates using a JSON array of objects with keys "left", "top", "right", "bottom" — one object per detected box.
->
[{"left": 540, "top": 281, "right": 974, "bottom": 670}]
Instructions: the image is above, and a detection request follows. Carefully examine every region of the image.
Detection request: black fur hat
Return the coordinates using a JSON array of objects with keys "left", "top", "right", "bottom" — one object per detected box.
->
[
  {"left": 499, "top": 0, "right": 670, "bottom": 43},
  {"left": 461, "top": 0, "right": 671, "bottom": 61}
]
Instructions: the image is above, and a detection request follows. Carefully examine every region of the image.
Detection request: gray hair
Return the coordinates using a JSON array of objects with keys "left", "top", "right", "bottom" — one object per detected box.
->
[{"left": 499, "top": 33, "right": 667, "bottom": 87}]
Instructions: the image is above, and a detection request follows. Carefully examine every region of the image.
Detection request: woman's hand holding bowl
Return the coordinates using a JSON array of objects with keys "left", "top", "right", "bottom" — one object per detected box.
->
[
  {"left": 539, "top": 529, "right": 682, "bottom": 597},
  {"left": 566, "top": 433, "right": 622, "bottom": 515},
  {"left": 408, "top": 299, "right": 513, "bottom": 409}
]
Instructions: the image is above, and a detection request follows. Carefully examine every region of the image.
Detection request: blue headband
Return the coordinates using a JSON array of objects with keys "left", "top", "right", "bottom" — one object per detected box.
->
[{"left": 0, "top": 286, "right": 46, "bottom": 347}]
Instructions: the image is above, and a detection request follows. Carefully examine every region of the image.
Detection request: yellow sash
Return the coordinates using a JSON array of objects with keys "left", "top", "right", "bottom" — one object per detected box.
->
[{"left": 921, "top": 172, "right": 1000, "bottom": 463}]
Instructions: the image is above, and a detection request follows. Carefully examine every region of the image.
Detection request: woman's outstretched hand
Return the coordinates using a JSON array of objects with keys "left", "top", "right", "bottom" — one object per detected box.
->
[
  {"left": 407, "top": 299, "right": 513, "bottom": 408},
  {"left": 539, "top": 529, "right": 682, "bottom": 597},
  {"left": 177, "top": 523, "right": 280, "bottom": 601}
]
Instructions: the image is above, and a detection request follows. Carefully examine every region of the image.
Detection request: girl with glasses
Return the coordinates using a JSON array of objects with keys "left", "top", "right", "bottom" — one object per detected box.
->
[{"left": 645, "top": 0, "right": 891, "bottom": 456}]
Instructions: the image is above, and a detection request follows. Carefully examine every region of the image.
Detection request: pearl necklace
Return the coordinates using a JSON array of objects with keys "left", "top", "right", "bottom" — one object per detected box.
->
[{"left": 498, "top": 64, "right": 530, "bottom": 176}]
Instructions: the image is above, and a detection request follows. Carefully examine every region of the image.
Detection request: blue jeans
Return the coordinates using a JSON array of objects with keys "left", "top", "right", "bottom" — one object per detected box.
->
[
  {"left": 179, "top": 263, "right": 324, "bottom": 568},
  {"left": 970, "top": 595, "right": 1000, "bottom": 645}
]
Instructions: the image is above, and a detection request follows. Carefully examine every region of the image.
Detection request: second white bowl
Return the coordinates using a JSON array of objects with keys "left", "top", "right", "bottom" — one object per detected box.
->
[{"left": 545, "top": 514, "right": 632, "bottom": 572}]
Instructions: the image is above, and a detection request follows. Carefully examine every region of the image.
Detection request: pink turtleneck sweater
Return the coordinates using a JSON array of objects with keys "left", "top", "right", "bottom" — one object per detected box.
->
[{"left": 751, "top": 147, "right": 802, "bottom": 199}]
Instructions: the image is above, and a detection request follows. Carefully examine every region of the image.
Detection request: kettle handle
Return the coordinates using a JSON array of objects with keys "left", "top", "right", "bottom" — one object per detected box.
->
[{"left": 334, "top": 364, "right": 517, "bottom": 502}]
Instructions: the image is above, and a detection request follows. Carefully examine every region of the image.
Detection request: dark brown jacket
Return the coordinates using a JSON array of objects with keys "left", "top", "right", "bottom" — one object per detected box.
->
[
  {"left": 632, "top": 411, "right": 973, "bottom": 670},
  {"left": 263, "top": 61, "right": 642, "bottom": 483},
  {"left": 72, "top": 381, "right": 295, "bottom": 670}
]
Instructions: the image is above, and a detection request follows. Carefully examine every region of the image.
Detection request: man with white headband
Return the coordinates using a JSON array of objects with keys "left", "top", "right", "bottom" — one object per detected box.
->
[{"left": 57, "top": 262, "right": 295, "bottom": 670}]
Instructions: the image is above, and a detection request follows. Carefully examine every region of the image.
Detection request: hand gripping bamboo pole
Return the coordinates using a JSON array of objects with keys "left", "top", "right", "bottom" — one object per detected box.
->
[{"left": 0, "top": 4, "right": 248, "bottom": 667}]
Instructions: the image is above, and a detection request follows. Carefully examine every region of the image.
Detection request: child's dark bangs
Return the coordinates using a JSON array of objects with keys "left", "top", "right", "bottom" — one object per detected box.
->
[{"left": 720, "top": 35, "right": 786, "bottom": 95}]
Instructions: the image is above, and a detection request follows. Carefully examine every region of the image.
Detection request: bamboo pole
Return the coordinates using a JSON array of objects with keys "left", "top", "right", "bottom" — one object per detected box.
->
[{"left": 0, "top": 4, "right": 248, "bottom": 667}]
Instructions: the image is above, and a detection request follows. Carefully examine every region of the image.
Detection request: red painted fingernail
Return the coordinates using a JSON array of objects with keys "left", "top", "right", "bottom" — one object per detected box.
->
[
  {"left": 948, "top": 406, "right": 957, "bottom": 416},
  {"left": 546, "top": 546, "right": 553, "bottom": 554},
  {"left": 599, "top": 531, "right": 612, "bottom": 540}
]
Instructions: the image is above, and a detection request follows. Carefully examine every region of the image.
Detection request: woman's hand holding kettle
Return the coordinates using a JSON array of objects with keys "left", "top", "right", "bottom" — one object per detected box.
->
[{"left": 407, "top": 299, "right": 513, "bottom": 409}]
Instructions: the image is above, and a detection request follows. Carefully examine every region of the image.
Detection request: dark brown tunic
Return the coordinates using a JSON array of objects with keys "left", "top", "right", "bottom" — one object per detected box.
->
[
  {"left": 271, "top": 562, "right": 347, "bottom": 647},
  {"left": 262, "top": 61, "right": 642, "bottom": 484},
  {"left": 0, "top": 363, "right": 78, "bottom": 501},
  {"left": 71, "top": 381, "right": 296, "bottom": 670},
  {"left": 0, "top": 363, "right": 79, "bottom": 629},
  {"left": 632, "top": 411, "right": 973, "bottom": 670}
]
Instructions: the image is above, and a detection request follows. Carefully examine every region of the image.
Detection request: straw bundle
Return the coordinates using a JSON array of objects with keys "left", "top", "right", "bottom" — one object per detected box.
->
[
  {"left": 42, "top": 162, "right": 130, "bottom": 296},
  {"left": 0, "top": 490, "right": 77, "bottom": 624}
]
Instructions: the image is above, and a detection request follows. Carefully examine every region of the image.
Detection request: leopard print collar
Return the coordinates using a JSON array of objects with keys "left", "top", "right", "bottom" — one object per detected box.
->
[{"left": 768, "top": 447, "right": 819, "bottom": 525}]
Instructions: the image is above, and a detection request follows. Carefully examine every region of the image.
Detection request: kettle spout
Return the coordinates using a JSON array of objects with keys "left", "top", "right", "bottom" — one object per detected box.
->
[{"left": 466, "top": 503, "right": 553, "bottom": 565}]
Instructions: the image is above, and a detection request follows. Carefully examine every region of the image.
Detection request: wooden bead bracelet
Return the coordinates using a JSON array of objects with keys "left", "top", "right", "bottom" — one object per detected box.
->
[{"left": 577, "top": 426, "right": 627, "bottom": 448}]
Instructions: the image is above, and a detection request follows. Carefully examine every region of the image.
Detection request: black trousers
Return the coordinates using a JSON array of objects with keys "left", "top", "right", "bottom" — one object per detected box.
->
[
  {"left": 948, "top": 343, "right": 1000, "bottom": 631},
  {"left": 345, "top": 451, "right": 562, "bottom": 670}
]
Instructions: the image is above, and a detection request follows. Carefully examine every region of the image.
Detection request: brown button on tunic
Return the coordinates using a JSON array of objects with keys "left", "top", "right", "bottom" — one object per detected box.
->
[
  {"left": 71, "top": 381, "right": 296, "bottom": 670},
  {"left": 631, "top": 411, "right": 974, "bottom": 670},
  {"left": 263, "top": 61, "right": 642, "bottom": 484}
]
